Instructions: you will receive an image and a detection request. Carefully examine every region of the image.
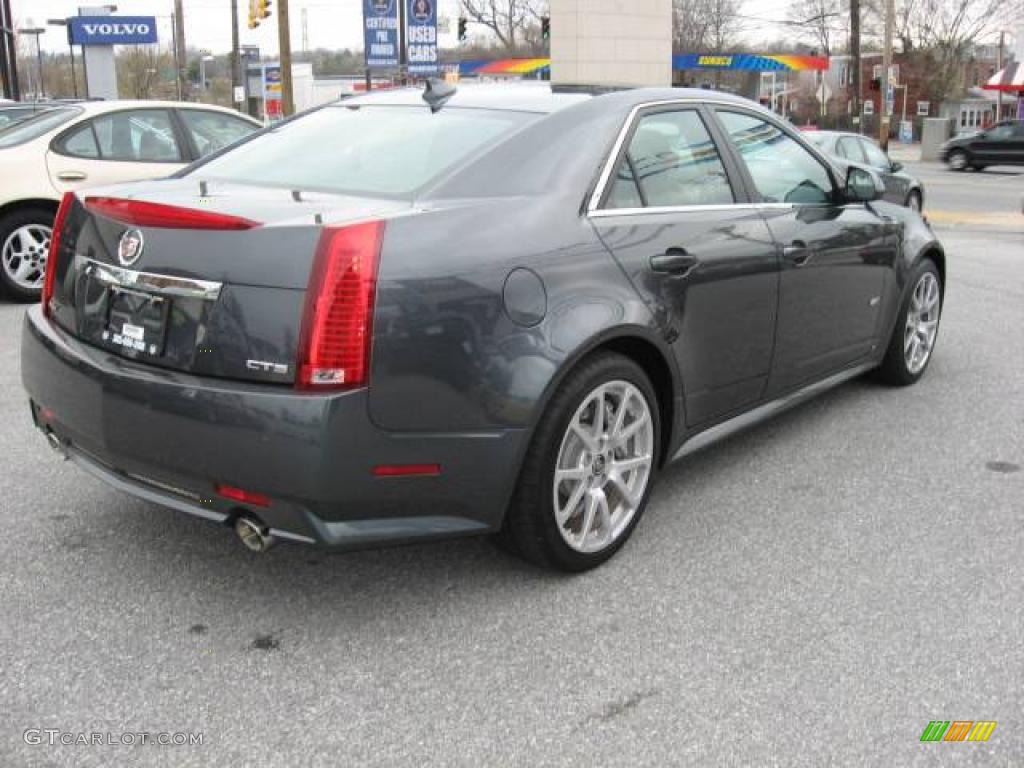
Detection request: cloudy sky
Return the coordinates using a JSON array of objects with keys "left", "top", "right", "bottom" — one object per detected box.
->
[{"left": 12, "top": 0, "right": 834, "bottom": 57}]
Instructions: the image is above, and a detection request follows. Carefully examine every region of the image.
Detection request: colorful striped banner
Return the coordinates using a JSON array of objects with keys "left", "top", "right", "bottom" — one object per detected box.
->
[{"left": 672, "top": 53, "right": 829, "bottom": 71}]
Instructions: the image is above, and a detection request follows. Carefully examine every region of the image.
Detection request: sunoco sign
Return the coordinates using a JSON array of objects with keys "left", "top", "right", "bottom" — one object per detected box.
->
[{"left": 69, "top": 16, "right": 158, "bottom": 46}]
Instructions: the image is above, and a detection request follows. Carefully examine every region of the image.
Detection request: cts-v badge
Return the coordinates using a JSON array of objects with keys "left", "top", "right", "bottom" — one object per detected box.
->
[
  {"left": 117, "top": 229, "right": 144, "bottom": 266},
  {"left": 246, "top": 359, "right": 289, "bottom": 375}
]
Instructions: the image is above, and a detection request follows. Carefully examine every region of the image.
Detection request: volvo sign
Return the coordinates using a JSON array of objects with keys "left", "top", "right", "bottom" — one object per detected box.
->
[{"left": 69, "top": 16, "right": 158, "bottom": 46}]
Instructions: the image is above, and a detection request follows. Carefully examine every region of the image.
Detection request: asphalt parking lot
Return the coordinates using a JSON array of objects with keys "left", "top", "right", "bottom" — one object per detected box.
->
[{"left": 1, "top": 161, "right": 1021, "bottom": 767}]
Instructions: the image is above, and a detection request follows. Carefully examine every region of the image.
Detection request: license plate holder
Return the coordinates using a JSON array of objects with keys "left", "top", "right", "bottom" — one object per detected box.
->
[{"left": 104, "top": 286, "right": 170, "bottom": 357}]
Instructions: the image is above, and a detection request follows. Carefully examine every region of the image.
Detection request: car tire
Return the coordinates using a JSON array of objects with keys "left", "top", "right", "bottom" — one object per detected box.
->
[
  {"left": 0, "top": 205, "right": 55, "bottom": 302},
  {"left": 946, "top": 150, "right": 968, "bottom": 171},
  {"left": 875, "top": 260, "right": 943, "bottom": 386},
  {"left": 498, "top": 352, "right": 661, "bottom": 572},
  {"left": 905, "top": 190, "right": 922, "bottom": 212}
]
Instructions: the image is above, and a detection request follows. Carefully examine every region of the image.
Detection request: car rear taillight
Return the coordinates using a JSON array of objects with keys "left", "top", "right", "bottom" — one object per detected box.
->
[
  {"left": 83, "top": 196, "right": 259, "bottom": 230},
  {"left": 42, "top": 191, "right": 75, "bottom": 317},
  {"left": 297, "top": 220, "right": 384, "bottom": 389}
]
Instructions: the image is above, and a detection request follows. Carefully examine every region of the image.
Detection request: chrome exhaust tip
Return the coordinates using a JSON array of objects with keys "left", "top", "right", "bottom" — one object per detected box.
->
[
  {"left": 45, "top": 430, "right": 67, "bottom": 459},
  {"left": 234, "top": 516, "right": 276, "bottom": 553}
]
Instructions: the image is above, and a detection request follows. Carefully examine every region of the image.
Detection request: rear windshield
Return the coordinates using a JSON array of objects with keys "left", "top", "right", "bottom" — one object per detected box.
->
[
  {"left": 0, "top": 106, "right": 81, "bottom": 148},
  {"left": 191, "top": 104, "right": 536, "bottom": 198}
]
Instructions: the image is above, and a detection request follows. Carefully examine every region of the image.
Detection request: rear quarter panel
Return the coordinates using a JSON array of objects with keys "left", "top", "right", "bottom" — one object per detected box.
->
[{"left": 368, "top": 197, "right": 661, "bottom": 432}]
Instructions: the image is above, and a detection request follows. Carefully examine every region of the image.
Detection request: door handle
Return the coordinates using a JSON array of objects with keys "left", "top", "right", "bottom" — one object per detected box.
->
[
  {"left": 650, "top": 248, "right": 698, "bottom": 276},
  {"left": 783, "top": 241, "right": 811, "bottom": 267},
  {"left": 56, "top": 171, "right": 87, "bottom": 182}
]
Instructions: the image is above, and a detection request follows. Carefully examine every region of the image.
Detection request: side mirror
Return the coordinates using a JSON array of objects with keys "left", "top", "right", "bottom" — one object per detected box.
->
[
  {"left": 845, "top": 165, "right": 885, "bottom": 203},
  {"left": 890, "top": 160, "right": 903, "bottom": 172}
]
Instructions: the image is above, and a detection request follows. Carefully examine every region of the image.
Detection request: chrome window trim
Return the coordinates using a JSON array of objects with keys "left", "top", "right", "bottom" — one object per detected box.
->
[
  {"left": 586, "top": 98, "right": 841, "bottom": 218},
  {"left": 76, "top": 255, "right": 223, "bottom": 301}
]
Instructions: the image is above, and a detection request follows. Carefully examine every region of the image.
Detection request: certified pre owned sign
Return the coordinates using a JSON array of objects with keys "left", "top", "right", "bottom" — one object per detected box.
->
[{"left": 69, "top": 16, "right": 159, "bottom": 46}]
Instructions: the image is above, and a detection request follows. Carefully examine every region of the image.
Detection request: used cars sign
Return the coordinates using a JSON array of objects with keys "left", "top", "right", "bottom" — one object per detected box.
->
[{"left": 69, "top": 16, "right": 158, "bottom": 46}]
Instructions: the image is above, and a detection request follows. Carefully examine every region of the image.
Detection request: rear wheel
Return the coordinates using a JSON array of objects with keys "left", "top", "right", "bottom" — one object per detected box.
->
[
  {"left": 947, "top": 150, "right": 968, "bottom": 171},
  {"left": 499, "top": 352, "right": 660, "bottom": 571},
  {"left": 0, "top": 206, "right": 55, "bottom": 301},
  {"left": 876, "top": 260, "right": 942, "bottom": 386}
]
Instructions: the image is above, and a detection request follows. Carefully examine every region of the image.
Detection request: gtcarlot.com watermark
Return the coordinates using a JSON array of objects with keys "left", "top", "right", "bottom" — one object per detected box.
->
[{"left": 24, "top": 729, "right": 204, "bottom": 747}]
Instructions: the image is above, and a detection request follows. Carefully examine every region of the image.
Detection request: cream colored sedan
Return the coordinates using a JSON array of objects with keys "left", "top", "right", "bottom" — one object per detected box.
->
[{"left": 0, "top": 100, "right": 260, "bottom": 299}]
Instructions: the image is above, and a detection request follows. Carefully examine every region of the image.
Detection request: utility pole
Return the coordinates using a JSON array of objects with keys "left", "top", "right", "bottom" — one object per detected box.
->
[
  {"left": 277, "top": 0, "right": 294, "bottom": 116},
  {"left": 850, "top": 0, "right": 861, "bottom": 132},
  {"left": 174, "top": 0, "right": 188, "bottom": 101},
  {"left": 879, "top": 0, "right": 894, "bottom": 149},
  {"left": 231, "top": 0, "right": 242, "bottom": 112},
  {"left": 997, "top": 31, "right": 1004, "bottom": 121}
]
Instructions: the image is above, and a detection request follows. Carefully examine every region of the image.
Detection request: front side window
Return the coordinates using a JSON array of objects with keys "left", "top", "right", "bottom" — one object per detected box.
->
[
  {"left": 179, "top": 110, "right": 258, "bottom": 158},
  {"left": 88, "top": 110, "right": 182, "bottom": 162},
  {"left": 605, "top": 110, "right": 733, "bottom": 209},
  {"left": 987, "top": 123, "right": 1015, "bottom": 140},
  {"left": 718, "top": 111, "right": 834, "bottom": 205}
]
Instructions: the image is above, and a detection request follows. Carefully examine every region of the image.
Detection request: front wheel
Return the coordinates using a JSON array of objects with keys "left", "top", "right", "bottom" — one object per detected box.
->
[
  {"left": 499, "top": 352, "right": 660, "bottom": 571},
  {"left": 876, "top": 261, "right": 943, "bottom": 386},
  {"left": 947, "top": 150, "right": 968, "bottom": 171},
  {"left": 0, "top": 206, "right": 55, "bottom": 301}
]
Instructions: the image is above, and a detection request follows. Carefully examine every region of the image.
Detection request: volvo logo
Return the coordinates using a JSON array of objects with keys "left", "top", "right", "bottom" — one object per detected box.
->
[{"left": 117, "top": 229, "right": 144, "bottom": 267}]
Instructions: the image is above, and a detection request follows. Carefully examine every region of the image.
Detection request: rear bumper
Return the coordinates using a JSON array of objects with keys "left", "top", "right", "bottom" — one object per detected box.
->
[{"left": 21, "top": 306, "right": 525, "bottom": 550}]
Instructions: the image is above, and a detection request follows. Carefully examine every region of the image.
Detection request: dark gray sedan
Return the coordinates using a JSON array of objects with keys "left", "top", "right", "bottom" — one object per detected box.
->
[
  {"left": 805, "top": 130, "right": 924, "bottom": 211},
  {"left": 22, "top": 84, "right": 945, "bottom": 571}
]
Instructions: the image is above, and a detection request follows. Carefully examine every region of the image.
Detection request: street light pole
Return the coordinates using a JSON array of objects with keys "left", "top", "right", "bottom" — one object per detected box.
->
[
  {"left": 878, "top": 0, "right": 894, "bottom": 149},
  {"left": 18, "top": 27, "right": 46, "bottom": 99}
]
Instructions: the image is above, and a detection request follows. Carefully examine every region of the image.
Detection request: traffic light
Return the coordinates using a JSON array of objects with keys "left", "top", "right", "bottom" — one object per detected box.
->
[
  {"left": 257, "top": 0, "right": 272, "bottom": 20},
  {"left": 247, "top": 0, "right": 258, "bottom": 28},
  {"left": 457, "top": 17, "right": 467, "bottom": 42},
  {"left": 541, "top": 16, "right": 550, "bottom": 41},
  {"left": 869, "top": 77, "right": 881, "bottom": 92}
]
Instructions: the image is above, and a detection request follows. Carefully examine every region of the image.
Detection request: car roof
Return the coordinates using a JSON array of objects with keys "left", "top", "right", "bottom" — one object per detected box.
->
[
  {"left": 70, "top": 100, "right": 260, "bottom": 122},
  {"left": 341, "top": 82, "right": 757, "bottom": 114}
]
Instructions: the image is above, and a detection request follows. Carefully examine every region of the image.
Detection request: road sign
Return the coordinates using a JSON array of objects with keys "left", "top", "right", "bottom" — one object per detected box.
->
[
  {"left": 363, "top": 0, "right": 399, "bottom": 69},
  {"left": 817, "top": 80, "right": 831, "bottom": 104},
  {"left": 69, "top": 16, "right": 158, "bottom": 46},
  {"left": 406, "top": 0, "right": 439, "bottom": 75},
  {"left": 233, "top": 86, "right": 245, "bottom": 104}
]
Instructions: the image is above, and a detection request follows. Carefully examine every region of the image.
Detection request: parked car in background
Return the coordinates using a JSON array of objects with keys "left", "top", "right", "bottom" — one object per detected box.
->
[
  {"left": 941, "top": 120, "right": 1024, "bottom": 171},
  {"left": 805, "top": 130, "right": 924, "bottom": 211},
  {"left": 22, "top": 85, "right": 946, "bottom": 571},
  {"left": 0, "top": 100, "right": 260, "bottom": 300},
  {"left": 0, "top": 103, "right": 58, "bottom": 130}
]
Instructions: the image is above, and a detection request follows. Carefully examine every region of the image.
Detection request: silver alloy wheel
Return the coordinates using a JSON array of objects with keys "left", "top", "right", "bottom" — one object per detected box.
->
[
  {"left": 948, "top": 151, "right": 967, "bottom": 171},
  {"left": 552, "top": 380, "right": 654, "bottom": 554},
  {"left": 904, "top": 271, "right": 941, "bottom": 374},
  {"left": 1, "top": 223, "right": 51, "bottom": 291}
]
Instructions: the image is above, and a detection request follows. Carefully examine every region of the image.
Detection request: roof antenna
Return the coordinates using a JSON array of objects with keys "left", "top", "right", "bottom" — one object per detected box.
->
[{"left": 422, "top": 78, "right": 456, "bottom": 113}]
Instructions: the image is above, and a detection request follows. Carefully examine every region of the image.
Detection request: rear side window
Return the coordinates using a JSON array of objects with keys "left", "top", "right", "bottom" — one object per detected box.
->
[
  {"left": 859, "top": 138, "right": 890, "bottom": 169},
  {"left": 179, "top": 110, "right": 257, "bottom": 158},
  {"left": 193, "top": 104, "right": 535, "bottom": 198},
  {"left": 836, "top": 136, "right": 865, "bottom": 162},
  {"left": 718, "top": 111, "right": 834, "bottom": 205},
  {"left": 89, "top": 110, "right": 182, "bottom": 162},
  {"left": 605, "top": 109, "right": 734, "bottom": 209}
]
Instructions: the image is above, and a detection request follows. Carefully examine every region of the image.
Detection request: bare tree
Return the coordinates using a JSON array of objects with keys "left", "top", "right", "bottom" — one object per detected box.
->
[
  {"left": 788, "top": 0, "right": 842, "bottom": 56},
  {"left": 673, "top": 0, "right": 739, "bottom": 51},
  {"left": 863, "top": 0, "right": 1014, "bottom": 103},
  {"left": 460, "top": 0, "right": 547, "bottom": 53}
]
